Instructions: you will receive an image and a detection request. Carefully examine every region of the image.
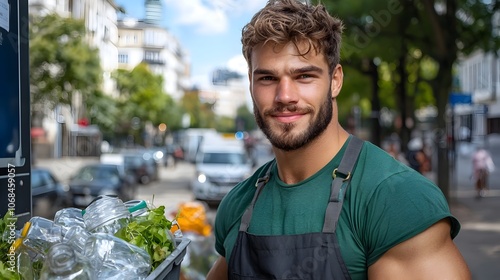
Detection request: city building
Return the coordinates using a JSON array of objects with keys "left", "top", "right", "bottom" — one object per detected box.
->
[
  {"left": 29, "top": 0, "right": 121, "bottom": 97},
  {"left": 28, "top": 0, "right": 191, "bottom": 158},
  {"left": 457, "top": 50, "right": 500, "bottom": 139},
  {"left": 116, "top": 18, "right": 191, "bottom": 100},
  {"left": 455, "top": 9, "right": 500, "bottom": 140}
]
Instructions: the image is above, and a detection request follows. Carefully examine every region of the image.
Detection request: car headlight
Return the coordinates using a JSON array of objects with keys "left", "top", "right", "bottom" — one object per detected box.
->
[
  {"left": 197, "top": 173, "right": 207, "bottom": 183},
  {"left": 154, "top": 151, "right": 164, "bottom": 160}
]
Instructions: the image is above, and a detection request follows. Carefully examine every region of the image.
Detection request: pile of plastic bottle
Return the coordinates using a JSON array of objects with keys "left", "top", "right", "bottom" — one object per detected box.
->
[{"left": 13, "top": 195, "right": 177, "bottom": 280}]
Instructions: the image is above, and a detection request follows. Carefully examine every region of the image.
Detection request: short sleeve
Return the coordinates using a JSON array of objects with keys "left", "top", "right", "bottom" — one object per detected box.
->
[{"left": 362, "top": 170, "right": 458, "bottom": 265}]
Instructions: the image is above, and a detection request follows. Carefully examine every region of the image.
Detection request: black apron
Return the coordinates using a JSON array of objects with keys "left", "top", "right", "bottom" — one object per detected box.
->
[{"left": 228, "top": 136, "right": 364, "bottom": 280}]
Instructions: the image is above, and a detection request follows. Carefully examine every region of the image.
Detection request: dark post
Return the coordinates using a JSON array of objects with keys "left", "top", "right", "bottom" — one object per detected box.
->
[{"left": 0, "top": 0, "right": 31, "bottom": 228}]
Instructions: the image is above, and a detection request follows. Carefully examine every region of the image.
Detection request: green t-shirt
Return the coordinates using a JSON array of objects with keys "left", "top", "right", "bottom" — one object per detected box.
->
[{"left": 214, "top": 137, "right": 460, "bottom": 280}]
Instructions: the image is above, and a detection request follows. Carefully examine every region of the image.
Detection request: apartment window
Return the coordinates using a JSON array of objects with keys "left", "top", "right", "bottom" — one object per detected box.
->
[
  {"left": 118, "top": 53, "right": 129, "bottom": 64},
  {"left": 144, "top": 51, "right": 163, "bottom": 64},
  {"left": 103, "top": 26, "right": 110, "bottom": 42}
]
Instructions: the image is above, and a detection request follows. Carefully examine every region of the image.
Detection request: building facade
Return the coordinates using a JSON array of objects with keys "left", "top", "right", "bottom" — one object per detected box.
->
[
  {"left": 116, "top": 18, "right": 191, "bottom": 100},
  {"left": 28, "top": 0, "right": 191, "bottom": 157},
  {"left": 458, "top": 50, "right": 500, "bottom": 138}
]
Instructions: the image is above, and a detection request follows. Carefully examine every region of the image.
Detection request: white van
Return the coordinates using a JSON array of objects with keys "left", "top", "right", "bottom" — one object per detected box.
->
[{"left": 190, "top": 138, "right": 252, "bottom": 206}]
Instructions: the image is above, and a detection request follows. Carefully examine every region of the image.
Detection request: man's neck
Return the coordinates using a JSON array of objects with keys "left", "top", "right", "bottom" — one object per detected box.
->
[{"left": 272, "top": 125, "right": 349, "bottom": 184}]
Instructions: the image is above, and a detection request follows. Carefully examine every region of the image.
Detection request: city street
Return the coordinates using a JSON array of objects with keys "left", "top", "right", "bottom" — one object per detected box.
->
[{"left": 35, "top": 135, "right": 500, "bottom": 278}]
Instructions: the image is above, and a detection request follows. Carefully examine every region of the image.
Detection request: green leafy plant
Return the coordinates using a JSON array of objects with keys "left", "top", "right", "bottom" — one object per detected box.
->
[
  {"left": 0, "top": 211, "right": 20, "bottom": 279},
  {"left": 114, "top": 206, "right": 175, "bottom": 270}
]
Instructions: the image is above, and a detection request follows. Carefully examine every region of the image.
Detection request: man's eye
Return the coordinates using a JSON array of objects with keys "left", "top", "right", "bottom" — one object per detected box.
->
[
  {"left": 298, "top": 74, "right": 312, "bottom": 79},
  {"left": 259, "top": 76, "right": 275, "bottom": 81},
  {"left": 255, "top": 76, "right": 276, "bottom": 82}
]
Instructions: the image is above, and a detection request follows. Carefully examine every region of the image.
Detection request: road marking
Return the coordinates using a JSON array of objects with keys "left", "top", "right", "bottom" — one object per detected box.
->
[
  {"left": 461, "top": 222, "right": 500, "bottom": 232},
  {"left": 450, "top": 190, "right": 500, "bottom": 198}
]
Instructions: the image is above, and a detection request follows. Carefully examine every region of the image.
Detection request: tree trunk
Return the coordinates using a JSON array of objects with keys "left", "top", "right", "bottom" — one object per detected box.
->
[
  {"left": 396, "top": 54, "right": 411, "bottom": 153},
  {"left": 369, "top": 60, "right": 381, "bottom": 147},
  {"left": 434, "top": 59, "right": 454, "bottom": 201}
]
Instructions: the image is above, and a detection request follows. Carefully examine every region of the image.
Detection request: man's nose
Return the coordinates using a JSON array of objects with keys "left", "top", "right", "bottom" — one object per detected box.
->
[{"left": 275, "top": 78, "right": 298, "bottom": 104}]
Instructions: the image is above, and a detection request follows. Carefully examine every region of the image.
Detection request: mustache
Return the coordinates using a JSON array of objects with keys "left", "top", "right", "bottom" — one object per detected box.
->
[{"left": 264, "top": 105, "right": 312, "bottom": 116}]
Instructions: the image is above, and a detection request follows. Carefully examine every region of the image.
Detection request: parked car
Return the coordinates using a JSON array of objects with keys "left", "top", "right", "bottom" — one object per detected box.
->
[
  {"left": 31, "top": 168, "right": 69, "bottom": 219},
  {"left": 191, "top": 139, "right": 253, "bottom": 206},
  {"left": 67, "top": 163, "right": 137, "bottom": 208},
  {"left": 101, "top": 151, "right": 159, "bottom": 185},
  {"left": 123, "top": 152, "right": 159, "bottom": 185}
]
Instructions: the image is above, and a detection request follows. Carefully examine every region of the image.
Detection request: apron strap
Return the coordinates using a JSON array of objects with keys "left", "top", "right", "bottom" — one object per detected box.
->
[
  {"left": 323, "top": 136, "right": 364, "bottom": 233},
  {"left": 239, "top": 161, "right": 274, "bottom": 231}
]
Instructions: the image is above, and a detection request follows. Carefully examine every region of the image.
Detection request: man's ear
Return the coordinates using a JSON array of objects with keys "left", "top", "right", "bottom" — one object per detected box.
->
[{"left": 331, "top": 64, "right": 343, "bottom": 99}]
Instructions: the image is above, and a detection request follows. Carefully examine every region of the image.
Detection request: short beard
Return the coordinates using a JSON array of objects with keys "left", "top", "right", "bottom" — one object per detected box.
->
[{"left": 254, "top": 89, "right": 333, "bottom": 151}]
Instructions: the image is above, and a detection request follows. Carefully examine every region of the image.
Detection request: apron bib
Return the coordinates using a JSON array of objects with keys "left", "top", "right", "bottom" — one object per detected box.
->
[{"left": 228, "top": 136, "right": 364, "bottom": 280}]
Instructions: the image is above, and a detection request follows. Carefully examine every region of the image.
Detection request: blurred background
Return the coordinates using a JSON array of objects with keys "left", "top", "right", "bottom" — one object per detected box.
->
[{"left": 5, "top": 0, "right": 500, "bottom": 279}]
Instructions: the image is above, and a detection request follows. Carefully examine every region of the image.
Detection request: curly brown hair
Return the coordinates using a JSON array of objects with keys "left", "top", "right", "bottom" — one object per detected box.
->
[{"left": 241, "top": 0, "right": 344, "bottom": 75}]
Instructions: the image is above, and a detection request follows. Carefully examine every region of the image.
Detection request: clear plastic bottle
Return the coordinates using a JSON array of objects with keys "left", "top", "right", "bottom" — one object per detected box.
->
[
  {"left": 82, "top": 195, "right": 131, "bottom": 234},
  {"left": 17, "top": 216, "right": 64, "bottom": 256},
  {"left": 83, "top": 232, "right": 151, "bottom": 279},
  {"left": 54, "top": 207, "right": 86, "bottom": 230},
  {"left": 62, "top": 226, "right": 91, "bottom": 255},
  {"left": 124, "top": 199, "right": 149, "bottom": 218},
  {"left": 39, "top": 243, "right": 94, "bottom": 280},
  {"left": 14, "top": 239, "right": 42, "bottom": 280}
]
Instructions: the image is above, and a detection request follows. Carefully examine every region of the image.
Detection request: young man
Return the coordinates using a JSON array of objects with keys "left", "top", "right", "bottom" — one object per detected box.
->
[{"left": 207, "top": 0, "right": 471, "bottom": 279}]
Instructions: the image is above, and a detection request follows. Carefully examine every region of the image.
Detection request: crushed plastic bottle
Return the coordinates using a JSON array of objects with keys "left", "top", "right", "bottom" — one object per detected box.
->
[
  {"left": 54, "top": 208, "right": 86, "bottom": 230},
  {"left": 62, "top": 226, "right": 91, "bottom": 255},
  {"left": 82, "top": 195, "right": 131, "bottom": 234},
  {"left": 39, "top": 243, "right": 94, "bottom": 280},
  {"left": 83, "top": 232, "right": 151, "bottom": 279},
  {"left": 14, "top": 239, "right": 42, "bottom": 280},
  {"left": 16, "top": 216, "right": 64, "bottom": 255}
]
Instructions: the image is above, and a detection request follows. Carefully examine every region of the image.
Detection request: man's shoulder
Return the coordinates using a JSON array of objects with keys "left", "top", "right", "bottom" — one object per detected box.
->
[{"left": 353, "top": 140, "right": 430, "bottom": 192}]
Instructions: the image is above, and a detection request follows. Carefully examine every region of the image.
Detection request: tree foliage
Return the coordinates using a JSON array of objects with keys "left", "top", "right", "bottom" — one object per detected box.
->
[
  {"left": 112, "top": 63, "right": 181, "bottom": 142},
  {"left": 29, "top": 13, "right": 102, "bottom": 118},
  {"left": 320, "top": 0, "right": 500, "bottom": 198},
  {"left": 180, "top": 89, "right": 216, "bottom": 128}
]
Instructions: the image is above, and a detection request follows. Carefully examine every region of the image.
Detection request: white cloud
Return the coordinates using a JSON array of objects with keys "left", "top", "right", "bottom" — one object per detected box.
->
[
  {"left": 227, "top": 55, "right": 248, "bottom": 75},
  {"left": 164, "top": 0, "right": 228, "bottom": 34},
  {"left": 164, "top": 0, "right": 268, "bottom": 35}
]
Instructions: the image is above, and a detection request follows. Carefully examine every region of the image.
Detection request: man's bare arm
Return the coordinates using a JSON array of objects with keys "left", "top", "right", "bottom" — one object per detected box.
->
[
  {"left": 368, "top": 218, "right": 471, "bottom": 280},
  {"left": 206, "top": 256, "right": 228, "bottom": 280}
]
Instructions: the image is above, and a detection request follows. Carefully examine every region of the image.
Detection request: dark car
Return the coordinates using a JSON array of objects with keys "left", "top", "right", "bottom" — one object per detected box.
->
[
  {"left": 67, "top": 163, "right": 137, "bottom": 208},
  {"left": 31, "top": 168, "right": 69, "bottom": 219},
  {"left": 123, "top": 152, "right": 159, "bottom": 185}
]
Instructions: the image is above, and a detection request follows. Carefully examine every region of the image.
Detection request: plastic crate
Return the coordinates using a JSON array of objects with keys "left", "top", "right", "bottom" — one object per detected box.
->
[{"left": 146, "top": 238, "right": 191, "bottom": 280}]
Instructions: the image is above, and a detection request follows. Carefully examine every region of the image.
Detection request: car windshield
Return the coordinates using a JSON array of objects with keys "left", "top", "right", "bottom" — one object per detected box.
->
[
  {"left": 124, "top": 155, "right": 143, "bottom": 168},
  {"left": 31, "top": 171, "right": 43, "bottom": 189},
  {"left": 202, "top": 152, "right": 246, "bottom": 165},
  {"left": 74, "top": 165, "right": 120, "bottom": 182}
]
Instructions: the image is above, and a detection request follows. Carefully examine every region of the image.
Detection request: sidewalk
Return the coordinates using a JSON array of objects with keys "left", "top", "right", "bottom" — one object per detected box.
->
[
  {"left": 33, "top": 156, "right": 99, "bottom": 182},
  {"left": 446, "top": 134, "right": 500, "bottom": 279}
]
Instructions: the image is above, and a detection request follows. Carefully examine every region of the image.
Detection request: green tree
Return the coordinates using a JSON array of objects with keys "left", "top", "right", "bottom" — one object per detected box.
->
[
  {"left": 29, "top": 13, "right": 102, "bottom": 124},
  {"left": 180, "top": 89, "right": 216, "bottom": 128},
  {"left": 113, "top": 63, "right": 180, "bottom": 145},
  {"left": 215, "top": 116, "right": 237, "bottom": 133},
  {"left": 86, "top": 89, "right": 119, "bottom": 139},
  {"left": 236, "top": 104, "right": 257, "bottom": 132},
  {"left": 321, "top": 0, "right": 500, "bottom": 199}
]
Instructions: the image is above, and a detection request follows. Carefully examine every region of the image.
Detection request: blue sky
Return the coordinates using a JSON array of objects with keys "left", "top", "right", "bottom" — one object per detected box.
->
[{"left": 115, "top": 0, "right": 268, "bottom": 89}]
